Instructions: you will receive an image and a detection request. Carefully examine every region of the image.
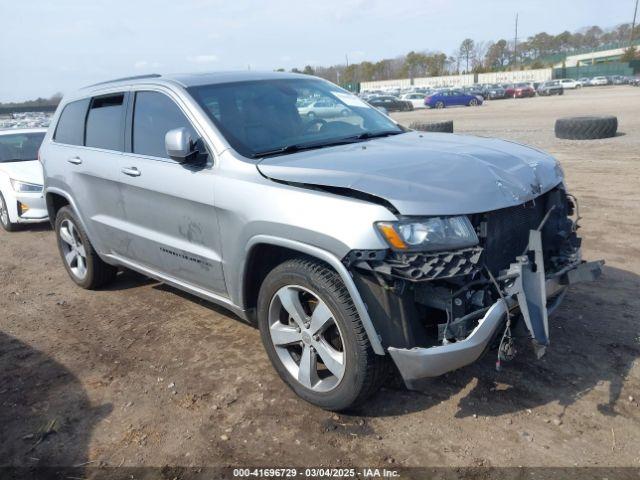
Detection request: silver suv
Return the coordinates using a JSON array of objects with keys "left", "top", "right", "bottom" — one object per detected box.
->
[{"left": 40, "top": 72, "right": 603, "bottom": 410}]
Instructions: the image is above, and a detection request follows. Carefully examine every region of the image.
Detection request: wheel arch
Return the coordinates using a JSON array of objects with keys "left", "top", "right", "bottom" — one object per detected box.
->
[
  {"left": 45, "top": 189, "right": 70, "bottom": 227},
  {"left": 44, "top": 188, "right": 94, "bottom": 246},
  {"left": 241, "top": 235, "right": 385, "bottom": 355}
]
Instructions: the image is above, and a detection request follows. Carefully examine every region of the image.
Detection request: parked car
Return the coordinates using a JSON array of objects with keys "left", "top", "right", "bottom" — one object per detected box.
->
[
  {"left": 368, "top": 95, "right": 413, "bottom": 112},
  {"left": 589, "top": 76, "right": 609, "bottom": 86},
  {"left": 611, "top": 75, "right": 627, "bottom": 85},
  {"left": 297, "top": 99, "right": 350, "bottom": 119},
  {"left": 558, "top": 78, "right": 581, "bottom": 89},
  {"left": 0, "top": 128, "right": 48, "bottom": 231},
  {"left": 505, "top": 83, "right": 536, "bottom": 98},
  {"left": 425, "top": 89, "right": 483, "bottom": 108},
  {"left": 579, "top": 77, "right": 592, "bottom": 86},
  {"left": 462, "top": 85, "right": 488, "bottom": 99},
  {"left": 40, "top": 72, "right": 603, "bottom": 410},
  {"left": 537, "top": 80, "right": 564, "bottom": 96},
  {"left": 485, "top": 84, "right": 507, "bottom": 99},
  {"left": 400, "top": 92, "right": 427, "bottom": 109}
]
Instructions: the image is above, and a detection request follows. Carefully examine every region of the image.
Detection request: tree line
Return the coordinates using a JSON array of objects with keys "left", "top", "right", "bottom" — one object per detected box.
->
[
  {"left": 284, "top": 23, "right": 639, "bottom": 84},
  {"left": 0, "top": 93, "right": 62, "bottom": 109}
]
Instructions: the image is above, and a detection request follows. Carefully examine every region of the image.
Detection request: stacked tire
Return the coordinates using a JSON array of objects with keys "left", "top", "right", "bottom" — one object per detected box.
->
[
  {"left": 409, "top": 120, "right": 454, "bottom": 133},
  {"left": 555, "top": 116, "right": 618, "bottom": 140}
]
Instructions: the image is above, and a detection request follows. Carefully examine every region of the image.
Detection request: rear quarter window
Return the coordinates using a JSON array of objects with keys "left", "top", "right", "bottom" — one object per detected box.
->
[{"left": 54, "top": 99, "right": 90, "bottom": 145}]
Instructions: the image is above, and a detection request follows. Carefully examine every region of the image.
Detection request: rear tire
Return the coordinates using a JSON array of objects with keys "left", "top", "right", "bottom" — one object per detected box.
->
[
  {"left": 0, "top": 193, "right": 18, "bottom": 232},
  {"left": 55, "top": 206, "right": 117, "bottom": 289},
  {"left": 257, "top": 258, "right": 388, "bottom": 411},
  {"left": 434, "top": 101, "right": 445, "bottom": 109}
]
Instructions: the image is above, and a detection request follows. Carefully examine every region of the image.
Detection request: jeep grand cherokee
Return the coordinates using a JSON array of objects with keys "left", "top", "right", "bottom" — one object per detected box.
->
[{"left": 40, "top": 72, "right": 603, "bottom": 410}]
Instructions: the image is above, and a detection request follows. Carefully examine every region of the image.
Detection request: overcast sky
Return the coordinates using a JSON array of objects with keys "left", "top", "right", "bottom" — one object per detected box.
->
[{"left": 0, "top": 0, "right": 635, "bottom": 101}]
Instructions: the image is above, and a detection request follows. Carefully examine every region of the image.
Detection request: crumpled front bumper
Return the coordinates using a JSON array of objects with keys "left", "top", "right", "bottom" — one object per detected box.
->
[{"left": 388, "top": 258, "right": 604, "bottom": 389}]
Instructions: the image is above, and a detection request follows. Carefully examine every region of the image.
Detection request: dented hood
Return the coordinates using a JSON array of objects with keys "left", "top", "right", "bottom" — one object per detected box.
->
[{"left": 257, "top": 131, "right": 563, "bottom": 216}]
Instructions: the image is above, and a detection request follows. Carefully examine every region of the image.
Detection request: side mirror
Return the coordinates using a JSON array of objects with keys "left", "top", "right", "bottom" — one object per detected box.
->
[{"left": 165, "top": 127, "right": 197, "bottom": 163}]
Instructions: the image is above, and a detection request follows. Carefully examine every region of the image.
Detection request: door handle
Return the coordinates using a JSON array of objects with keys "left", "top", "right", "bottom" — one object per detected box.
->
[
  {"left": 67, "top": 156, "right": 82, "bottom": 165},
  {"left": 121, "top": 167, "right": 141, "bottom": 177}
]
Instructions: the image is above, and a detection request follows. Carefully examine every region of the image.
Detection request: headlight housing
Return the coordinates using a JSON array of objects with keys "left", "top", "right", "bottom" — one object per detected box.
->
[
  {"left": 10, "top": 179, "right": 43, "bottom": 193},
  {"left": 376, "top": 216, "right": 479, "bottom": 252}
]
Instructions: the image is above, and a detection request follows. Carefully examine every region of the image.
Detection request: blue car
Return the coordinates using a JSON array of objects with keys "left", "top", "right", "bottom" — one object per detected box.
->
[{"left": 425, "top": 89, "right": 483, "bottom": 109}]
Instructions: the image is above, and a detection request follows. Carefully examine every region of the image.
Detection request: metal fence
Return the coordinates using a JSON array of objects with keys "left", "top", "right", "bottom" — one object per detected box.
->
[
  {"left": 553, "top": 62, "right": 634, "bottom": 79},
  {"left": 360, "top": 68, "right": 553, "bottom": 91}
]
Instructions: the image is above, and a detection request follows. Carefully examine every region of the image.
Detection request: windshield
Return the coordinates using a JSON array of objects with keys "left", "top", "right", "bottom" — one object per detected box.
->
[
  {"left": 0, "top": 132, "right": 45, "bottom": 163},
  {"left": 188, "top": 78, "right": 404, "bottom": 158}
]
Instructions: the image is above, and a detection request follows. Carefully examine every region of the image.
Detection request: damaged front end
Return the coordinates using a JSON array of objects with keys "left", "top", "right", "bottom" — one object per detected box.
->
[{"left": 344, "top": 186, "right": 604, "bottom": 389}]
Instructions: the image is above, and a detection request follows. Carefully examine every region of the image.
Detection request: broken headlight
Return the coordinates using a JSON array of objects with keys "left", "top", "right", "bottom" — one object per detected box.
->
[{"left": 376, "top": 216, "right": 478, "bottom": 252}]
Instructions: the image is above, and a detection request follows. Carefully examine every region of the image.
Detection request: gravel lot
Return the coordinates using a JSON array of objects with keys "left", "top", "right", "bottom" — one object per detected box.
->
[{"left": 1, "top": 86, "right": 639, "bottom": 471}]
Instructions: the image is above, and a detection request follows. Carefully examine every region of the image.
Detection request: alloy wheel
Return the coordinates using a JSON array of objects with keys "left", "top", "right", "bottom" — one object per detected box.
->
[
  {"left": 268, "top": 285, "right": 346, "bottom": 392},
  {"left": 0, "top": 195, "right": 8, "bottom": 226},
  {"left": 59, "top": 219, "right": 88, "bottom": 280}
]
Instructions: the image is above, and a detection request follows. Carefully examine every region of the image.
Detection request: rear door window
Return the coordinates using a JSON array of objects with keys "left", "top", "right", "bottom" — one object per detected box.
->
[
  {"left": 54, "top": 99, "right": 90, "bottom": 145},
  {"left": 132, "top": 91, "right": 196, "bottom": 159},
  {"left": 85, "top": 94, "right": 126, "bottom": 151}
]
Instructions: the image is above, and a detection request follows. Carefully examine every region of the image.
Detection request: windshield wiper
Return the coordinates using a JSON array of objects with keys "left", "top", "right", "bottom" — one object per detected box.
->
[
  {"left": 251, "top": 130, "right": 404, "bottom": 159},
  {"left": 350, "top": 130, "right": 404, "bottom": 140},
  {"left": 252, "top": 137, "right": 366, "bottom": 159}
]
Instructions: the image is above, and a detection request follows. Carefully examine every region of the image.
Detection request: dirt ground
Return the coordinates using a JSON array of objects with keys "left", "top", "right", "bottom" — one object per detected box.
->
[{"left": 1, "top": 86, "right": 639, "bottom": 472}]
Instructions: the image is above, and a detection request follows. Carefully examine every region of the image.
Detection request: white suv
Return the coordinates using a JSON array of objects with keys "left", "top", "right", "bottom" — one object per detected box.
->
[{"left": 559, "top": 79, "right": 582, "bottom": 89}]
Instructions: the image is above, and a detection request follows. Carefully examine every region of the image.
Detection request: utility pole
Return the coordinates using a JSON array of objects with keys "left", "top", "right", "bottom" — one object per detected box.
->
[
  {"left": 345, "top": 54, "right": 349, "bottom": 68},
  {"left": 514, "top": 13, "right": 519, "bottom": 68},
  {"left": 631, "top": 0, "right": 639, "bottom": 45}
]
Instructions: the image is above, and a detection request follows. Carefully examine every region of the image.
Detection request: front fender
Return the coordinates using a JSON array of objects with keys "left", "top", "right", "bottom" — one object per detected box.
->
[{"left": 242, "top": 235, "right": 385, "bottom": 355}]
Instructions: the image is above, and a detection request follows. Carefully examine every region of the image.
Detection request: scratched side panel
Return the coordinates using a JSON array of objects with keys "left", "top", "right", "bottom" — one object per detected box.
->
[{"left": 112, "top": 155, "right": 227, "bottom": 295}]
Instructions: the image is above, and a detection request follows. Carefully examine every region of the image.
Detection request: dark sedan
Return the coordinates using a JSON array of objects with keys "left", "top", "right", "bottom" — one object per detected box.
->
[
  {"left": 485, "top": 84, "right": 507, "bottom": 99},
  {"left": 367, "top": 96, "right": 413, "bottom": 112},
  {"left": 462, "top": 85, "right": 488, "bottom": 99}
]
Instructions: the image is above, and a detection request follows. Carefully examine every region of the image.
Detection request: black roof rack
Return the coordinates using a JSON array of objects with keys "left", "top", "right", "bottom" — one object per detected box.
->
[{"left": 83, "top": 74, "right": 162, "bottom": 88}]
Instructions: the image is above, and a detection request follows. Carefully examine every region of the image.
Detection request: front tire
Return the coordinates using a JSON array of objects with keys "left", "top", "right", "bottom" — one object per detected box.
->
[
  {"left": 257, "top": 258, "right": 388, "bottom": 411},
  {"left": 0, "top": 192, "right": 18, "bottom": 232},
  {"left": 55, "top": 206, "right": 117, "bottom": 289}
]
